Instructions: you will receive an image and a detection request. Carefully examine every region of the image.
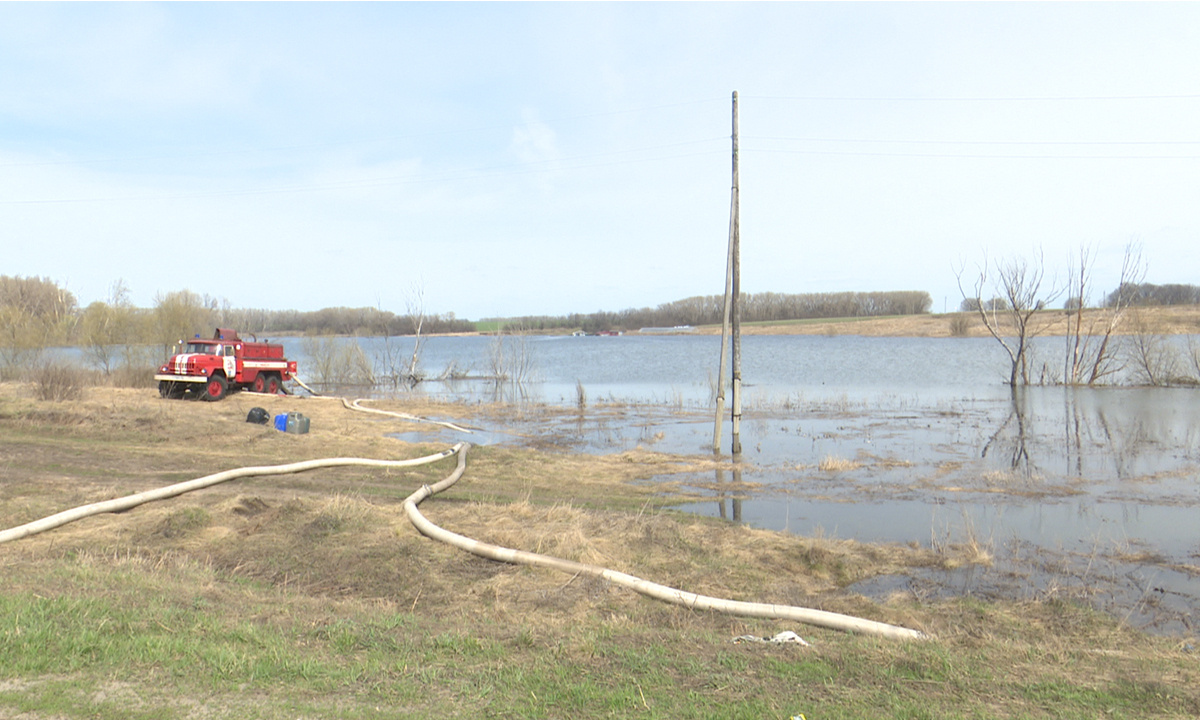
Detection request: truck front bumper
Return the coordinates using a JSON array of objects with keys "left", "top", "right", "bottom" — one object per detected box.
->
[{"left": 154, "top": 374, "right": 208, "bottom": 384}]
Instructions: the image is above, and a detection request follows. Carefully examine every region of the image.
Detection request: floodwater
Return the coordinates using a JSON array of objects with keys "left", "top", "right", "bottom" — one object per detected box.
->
[{"left": 293, "top": 333, "right": 1200, "bottom": 633}]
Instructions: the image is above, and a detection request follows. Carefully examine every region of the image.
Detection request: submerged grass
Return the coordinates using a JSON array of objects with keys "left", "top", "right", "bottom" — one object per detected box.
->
[
  {"left": 1, "top": 382, "right": 1199, "bottom": 718},
  {"left": 818, "top": 455, "right": 863, "bottom": 472}
]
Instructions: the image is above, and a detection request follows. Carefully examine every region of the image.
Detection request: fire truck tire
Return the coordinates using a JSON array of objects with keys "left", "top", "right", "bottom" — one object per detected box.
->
[
  {"left": 203, "top": 375, "right": 228, "bottom": 401},
  {"left": 264, "top": 374, "right": 281, "bottom": 395},
  {"left": 252, "top": 373, "right": 267, "bottom": 393}
]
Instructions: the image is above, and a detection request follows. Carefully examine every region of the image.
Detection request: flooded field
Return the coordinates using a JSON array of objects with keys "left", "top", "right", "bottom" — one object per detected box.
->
[{"left": 307, "top": 333, "right": 1200, "bottom": 633}]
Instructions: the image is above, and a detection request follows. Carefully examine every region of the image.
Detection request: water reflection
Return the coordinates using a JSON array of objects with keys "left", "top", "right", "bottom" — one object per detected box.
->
[
  {"left": 289, "top": 335, "right": 1199, "bottom": 632},
  {"left": 485, "top": 379, "right": 537, "bottom": 405},
  {"left": 981, "top": 387, "right": 1031, "bottom": 474},
  {"left": 714, "top": 462, "right": 744, "bottom": 523},
  {"left": 669, "top": 388, "right": 1200, "bottom": 634}
]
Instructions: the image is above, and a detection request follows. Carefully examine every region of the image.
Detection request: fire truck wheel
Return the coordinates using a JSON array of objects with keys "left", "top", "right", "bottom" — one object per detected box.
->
[
  {"left": 252, "top": 373, "right": 267, "bottom": 393},
  {"left": 203, "top": 375, "right": 228, "bottom": 401},
  {"left": 264, "top": 374, "right": 281, "bottom": 395}
]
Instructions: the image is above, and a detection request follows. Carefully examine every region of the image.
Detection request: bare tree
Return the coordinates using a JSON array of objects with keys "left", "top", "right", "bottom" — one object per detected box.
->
[
  {"left": 406, "top": 282, "right": 426, "bottom": 383},
  {"left": 152, "top": 290, "right": 215, "bottom": 358},
  {"left": 80, "top": 295, "right": 121, "bottom": 375},
  {"left": 487, "top": 321, "right": 536, "bottom": 385},
  {"left": 957, "top": 249, "right": 1062, "bottom": 386},
  {"left": 1187, "top": 335, "right": 1200, "bottom": 383},
  {"left": 1125, "top": 309, "right": 1180, "bottom": 386},
  {"left": 1064, "top": 241, "right": 1145, "bottom": 385},
  {"left": 0, "top": 275, "right": 77, "bottom": 377}
]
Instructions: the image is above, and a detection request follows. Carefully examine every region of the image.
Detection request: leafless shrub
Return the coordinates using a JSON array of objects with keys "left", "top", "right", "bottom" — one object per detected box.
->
[
  {"left": 107, "top": 345, "right": 161, "bottom": 388},
  {"left": 1187, "top": 336, "right": 1200, "bottom": 382},
  {"left": 1063, "top": 242, "right": 1144, "bottom": 385},
  {"left": 374, "top": 337, "right": 424, "bottom": 388},
  {"left": 302, "top": 336, "right": 375, "bottom": 386},
  {"left": 439, "top": 359, "right": 470, "bottom": 381},
  {"left": 343, "top": 343, "right": 376, "bottom": 386},
  {"left": 109, "top": 364, "right": 156, "bottom": 389},
  {"left": 33, "top": 360, "right": 90, "bottom": 401},
  {"left": 948, "top": 314, "right": 971, "bottom": 337},
  {"left": 1124, "top": 310, "right": 1181, "bottom": 386},
  {"left": 487, "top": 325, "right": 537, "bottom": 384}
]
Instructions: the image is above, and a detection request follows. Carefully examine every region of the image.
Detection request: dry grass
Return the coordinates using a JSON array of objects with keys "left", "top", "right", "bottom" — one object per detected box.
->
[
  {"left": 930, "top": 512, "right": 994, "bottom": 569},
  {"left": 0, "top": 381, "right": 981, "bottom": 632},
  {"left": 691, "top": 304, "right": 1200, "bottom": 338},
  {"left": 4, "top": 382, "right": 1200, "bottom": 719},
  {"left": 818, "top": 455, "right": 863, "bottom": 472},
  {"left": 31, "top": 360, "right": 89, "bottom": 401}
]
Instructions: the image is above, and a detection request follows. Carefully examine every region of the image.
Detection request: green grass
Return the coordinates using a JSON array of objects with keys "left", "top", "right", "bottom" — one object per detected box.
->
[
  {"left": 0, "top": 578, "right": 794, "bottom": 718},
  {"left": 3, "top": 558, "right": 1199, "bottom": 719},
  {"left": 473, "top": 320, "right": 505, "bottom": 333}
]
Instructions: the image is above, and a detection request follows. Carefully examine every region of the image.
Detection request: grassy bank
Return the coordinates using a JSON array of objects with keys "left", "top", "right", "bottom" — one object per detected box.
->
[
  {"left": 474, "top": 305, "right": 1200, "bottom": 339},
  {"left": 711, "top": 305, "right": 1200, "bottom": 338},
  {"left": 1, "top": 383, "right": 1197, "bottom": 718}
]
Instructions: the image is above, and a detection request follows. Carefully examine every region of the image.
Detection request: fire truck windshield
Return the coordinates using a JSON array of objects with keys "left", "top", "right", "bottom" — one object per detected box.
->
[{"left": 185, "top": 342, "right": 218, "bottom": 354}]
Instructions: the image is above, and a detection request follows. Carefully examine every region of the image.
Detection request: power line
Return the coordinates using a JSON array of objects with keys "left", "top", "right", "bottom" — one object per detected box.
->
[
  {"left": 745, "top": 135, "right": 1200, "bottom": 147},
  {"left": 744, "top": 147, "right": 1200, "bottom": 160},
  {"left": 746, "top": 92, "right": 1200, "bottom": 102}
]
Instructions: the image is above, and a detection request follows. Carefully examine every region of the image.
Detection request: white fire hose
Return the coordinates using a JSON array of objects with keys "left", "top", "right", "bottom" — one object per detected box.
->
[
  {"left": 1, "top": 404, "right": 928, "bottom": 641},
  {"left": 403, "top": 444, "right": 928, "bottom": 641}
]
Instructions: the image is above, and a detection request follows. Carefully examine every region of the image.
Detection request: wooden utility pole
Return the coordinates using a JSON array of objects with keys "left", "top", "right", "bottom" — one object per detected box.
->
[
  {"left": 729, "top": 91, "right": 742, "bottom": 457},
  {"left": 713, "top": 91, "right": 741, "bottom": 455}
]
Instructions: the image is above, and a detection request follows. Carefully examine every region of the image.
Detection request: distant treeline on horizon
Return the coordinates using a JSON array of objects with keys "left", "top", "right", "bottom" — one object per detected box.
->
[
  {"left": 479, "top": 290, "right": 934, "bottom": 333},
  {"left": 4, "top": 277, "right": 1200, "bottom": 352},
  {"left": 1104, "top": 282, "right": 1200, "bottom": 308},
  {"left": 150, "top": 289, "right": 939, "bottom": 336},
  {"left": 0, "top": 280, "right": 935, "bottom": 340}
]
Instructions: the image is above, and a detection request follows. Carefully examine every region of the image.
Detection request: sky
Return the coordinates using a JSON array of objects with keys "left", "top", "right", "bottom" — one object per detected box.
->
[{"left": 2, "top": 2, "right": 1199, "bottom": 320}]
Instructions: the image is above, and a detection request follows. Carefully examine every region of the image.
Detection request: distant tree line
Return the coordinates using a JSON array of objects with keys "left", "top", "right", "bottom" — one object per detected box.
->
[
  {"left": 240, "top": 307, "right": 474, "bottom": 337},
  {"left": 1104, "top": 282, "right": 1200, "bottom": 308},
  {"left": 957, "top": 281, "right": 1200, "bottom": 314},
  {"left": 0, "top": 275, "right": 79, "bottom": 377},
  {"left": 0, "top": 275, "right": 474, "bottom": 380},
  {"left": 484, "top": 290, "right": 934, "bottom": 334},
  {"left": 0, "top": 278, "right": 936, "bottom": 368}
]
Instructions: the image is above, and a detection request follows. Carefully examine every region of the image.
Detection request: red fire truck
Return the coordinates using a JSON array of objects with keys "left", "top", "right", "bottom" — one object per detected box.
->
[{"left": 155, "top": 328, "right": 297, "bottom": 401}]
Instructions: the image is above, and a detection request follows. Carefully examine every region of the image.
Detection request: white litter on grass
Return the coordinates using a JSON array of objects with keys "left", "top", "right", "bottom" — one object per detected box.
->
[{"left": 733, "top": 630, "right": 811, "bottom": 646}]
